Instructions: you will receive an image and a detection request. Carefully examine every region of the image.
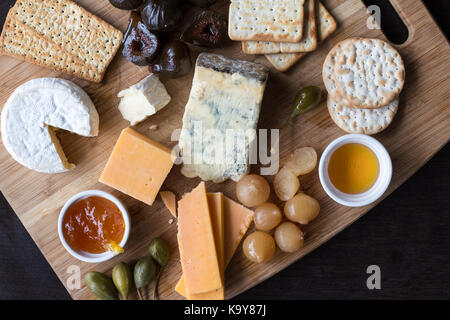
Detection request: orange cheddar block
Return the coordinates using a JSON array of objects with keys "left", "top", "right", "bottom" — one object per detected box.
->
[
  {"left": 177, "top": 182, "right": 223, "bottom": 294},
  {"left": 99, "top": 128, "right": 174, "bottom": 206},
  {"left": 175, "top": 194, "right": 254, "bottom": 299},
  {"left": 175, "top": 193, "right": 225, "bottom": 300},
  {"left": 187, "top": 193, "right": 225, "bottom": 300},
  {"left": 176, "top": 275, "right": 224, "bottom": 300},
  {"left": 160, "top": 191, "right": 177, "bottom": 217}
]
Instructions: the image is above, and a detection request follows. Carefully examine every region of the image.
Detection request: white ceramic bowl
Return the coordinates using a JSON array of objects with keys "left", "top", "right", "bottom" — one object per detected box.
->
[
  {"left": 318, "top": 134, "right": 392, "bottom": 207},
  {"left": 58, "top": 190, "right": 130, "bottom": 263}
]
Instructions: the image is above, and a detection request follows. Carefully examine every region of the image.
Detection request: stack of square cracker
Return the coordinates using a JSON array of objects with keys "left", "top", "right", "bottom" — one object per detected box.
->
[
  {"left": 0, "top": 0, "right": 123, "bottom": 83},
  {"left": 229, "top": 0, "right": 337, "bottom": 72}
]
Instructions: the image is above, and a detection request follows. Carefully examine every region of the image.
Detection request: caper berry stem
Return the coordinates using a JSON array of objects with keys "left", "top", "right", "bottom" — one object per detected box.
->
[
  {"left": 137, "top": 288, "right": 144, "bottom": 300},
  {"left": 153, "top": 268, "right": 162, "bottom": 300}
]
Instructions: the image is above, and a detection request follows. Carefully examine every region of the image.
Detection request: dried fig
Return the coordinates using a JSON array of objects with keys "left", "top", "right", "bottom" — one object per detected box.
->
[
  {"left": 187, "top": 0, "right": 217, "bottom": 7},
  {"left": 149, "top": 41, "right": 192, "bottom": 78},
  {"left": 109, "top": 0, "right": 144, "bottom": 10},
  {"left": 141, "top": 0, "right": 183, "bottom": 32},
  {"left": 181, "top": 10, "right": 227, "bottom": 48},
  {"left": 122, "top": 11, "right": 160, "bottom": 65}
]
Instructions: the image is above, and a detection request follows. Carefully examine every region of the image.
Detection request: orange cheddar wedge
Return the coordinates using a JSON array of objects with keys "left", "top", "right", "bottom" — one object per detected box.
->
[
  {"left": 99, "top": 128, "right": 174, "bottom": 205},
  {"left": 222, "top": 196, "right": 254, "bottom": 266},
  {"left": 177, "top": 182, "right": 223, "bottom": 294},
  {"left": 160, "top": 191, "right": 177, "bottom": 217},
  {"left": 208, "top": 193, "right": 225, "bottom": 273},
  {"left": 186, "top": 193, "right": 225, "bottom": 300},
  {"left": 175, "top": 194, "right": 254, "bottom": 299}
]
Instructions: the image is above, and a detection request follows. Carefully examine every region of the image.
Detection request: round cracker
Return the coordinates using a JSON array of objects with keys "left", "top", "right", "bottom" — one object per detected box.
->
[
  {"left": 322, "top": 38, "right": 356, "bottom": 98},
  {"left": 328, "top": 94, "right": 399, "bottom": 135},
  {"left": 333, "top": 38, "right": 405, "bottom": 109}
]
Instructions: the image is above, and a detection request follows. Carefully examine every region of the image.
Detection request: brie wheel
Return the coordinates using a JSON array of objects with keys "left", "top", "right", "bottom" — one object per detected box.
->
[{"left": 1, "top": 78, "right": 99, "bottom": 173}]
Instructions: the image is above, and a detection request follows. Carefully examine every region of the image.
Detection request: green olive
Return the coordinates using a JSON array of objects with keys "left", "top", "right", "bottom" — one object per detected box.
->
[
  {"left": 282, "top": 86, "right": 324, "bottom": 131},
  {"left": 149, "top": 238, "right": 170, "bottom": 267},
  {"left": 84, "top": 272, "right": 118, "bottom": 300},
  {"left": 112, "top": 262, "right": 132, "bottom": 300},
  {"left": 149, "top": 238, "right": 171, "bottom": 300},
  {"left": 292, "top": 86, "right": 323, "bottom": 113},
  {"left": 134, "top": 257, "right": 156, "bottom": 290}
]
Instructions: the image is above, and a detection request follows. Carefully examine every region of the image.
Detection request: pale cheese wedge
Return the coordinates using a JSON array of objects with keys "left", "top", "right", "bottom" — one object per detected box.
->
[{"left": 117, "top": 74, "right": 171, "bottom": 126}]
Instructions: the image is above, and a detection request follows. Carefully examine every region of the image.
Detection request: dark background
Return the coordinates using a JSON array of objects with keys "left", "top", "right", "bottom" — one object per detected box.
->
[{"left": 0, "top": 0, "right": 449, "bottom": 300}]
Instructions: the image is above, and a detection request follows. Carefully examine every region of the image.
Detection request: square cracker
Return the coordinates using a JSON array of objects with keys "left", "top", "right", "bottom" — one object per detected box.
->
[
  {"left": 265, "top": 53, "right": 307, "bottom": 72},
  {"left": 242, "top": 0, "right": 317, "bottom": 54},
  {"left": 0, "top": 15, "right": 98, "bottom": 81},
  {"left": 265, "top": 1, "right": 337, "bottom": 72},
  {"left": 229, "top": 0, "right": 305, "bottom": 43},
  {"left": 5, "top": 0, "right": 123, "bottom": 82}
]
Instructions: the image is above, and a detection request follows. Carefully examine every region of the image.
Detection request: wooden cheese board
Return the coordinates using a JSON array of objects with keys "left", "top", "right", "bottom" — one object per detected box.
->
[{"left": 0, "top": 0, "right": 449, "bottom": 300}]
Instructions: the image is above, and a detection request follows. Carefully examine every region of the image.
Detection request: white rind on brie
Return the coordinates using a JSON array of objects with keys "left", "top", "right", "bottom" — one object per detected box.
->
[
  {"left": 117, "top": 74, "right": 171, "bottom": 126},
  {"left": 1, "top": 78, "right": 99, "bottom": 173}
]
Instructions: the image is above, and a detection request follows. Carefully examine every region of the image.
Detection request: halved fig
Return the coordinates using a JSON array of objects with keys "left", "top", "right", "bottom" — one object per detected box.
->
[
  {"left": 149, "top": 41, "right": 192, "bottom": 78},
  {"left": 122, "top": 11, "right": 160, "bottom": 65},
  {"left": 181, "top": 10, "right": 228, "bottom": 48}
]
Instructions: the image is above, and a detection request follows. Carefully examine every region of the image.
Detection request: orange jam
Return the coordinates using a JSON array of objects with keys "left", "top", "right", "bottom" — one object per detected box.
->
[
  {"left": 328, "top": 143, "right": 379, "bottom": 194},
  {"left": 63, "top": 196, "right": 125, "bottom": 254}
]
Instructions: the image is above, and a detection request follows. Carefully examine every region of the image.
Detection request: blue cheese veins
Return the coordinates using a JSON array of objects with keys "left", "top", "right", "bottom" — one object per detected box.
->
[{"left": 179, "top": 54, "right": 269, "bottom": 183}]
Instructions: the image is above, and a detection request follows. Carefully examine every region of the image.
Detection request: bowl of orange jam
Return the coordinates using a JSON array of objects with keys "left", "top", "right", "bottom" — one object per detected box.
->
[
  {"left": 319, "top": 134, "right": 392, "bottom": 207},
  {"left": 58, "top": 190, "right": 130, "bottom": 263}
]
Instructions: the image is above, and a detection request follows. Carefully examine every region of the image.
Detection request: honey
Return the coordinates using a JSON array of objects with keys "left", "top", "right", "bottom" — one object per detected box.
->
[
  {"left": 328, "top": 143, "right": 379, "bottom": 194},
  {"left": 63, "top": 196, "right": 125, "bottom": 254}
]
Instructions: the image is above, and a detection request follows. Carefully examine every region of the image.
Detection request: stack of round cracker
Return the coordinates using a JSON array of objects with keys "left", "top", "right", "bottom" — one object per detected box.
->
[{"left": 322, "top": 38, "right": 405, "bottom": 135}]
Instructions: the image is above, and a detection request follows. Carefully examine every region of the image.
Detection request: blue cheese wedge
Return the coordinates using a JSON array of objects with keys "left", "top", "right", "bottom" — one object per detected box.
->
[
  {"left": 179, "top": 53, "right": 269, "bottom": 183},
  {"left": 1, "top": 78, "right": 99, "bottom": 173},
  {"left": 117, "top": 74, "right": 171, "bottom": 126}
]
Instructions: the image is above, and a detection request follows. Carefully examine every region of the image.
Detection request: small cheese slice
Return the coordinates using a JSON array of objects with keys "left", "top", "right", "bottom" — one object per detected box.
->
[
  {"left": 160, "top": 191, "right": 177, "bottom": 218},
  {"left": 222, "top": 196, "right": 255, "bottom": 265},
  {"left": 175, "top": 194, "right": 254, "bottom": 299},
  {"left": 177, "top": 182, "right": 223, "bottom": 294},
  {"left": 99, "top": 128, "right": 174, "bottom": 205},
  {"left": 118, "top": 74, "right": 171, "bottom": 126},
  {"left": 1, "top": 78, "right": 99, "bottom": 173}
]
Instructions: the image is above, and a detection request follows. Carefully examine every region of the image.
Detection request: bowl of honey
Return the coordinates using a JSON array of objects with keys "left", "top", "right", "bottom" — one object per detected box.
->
[
  {"left": 318, "top": 134, "right": 392, "bottom": 207},
  {"left": 58, "top": 190, "right": 130, "bottom": 263}
]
